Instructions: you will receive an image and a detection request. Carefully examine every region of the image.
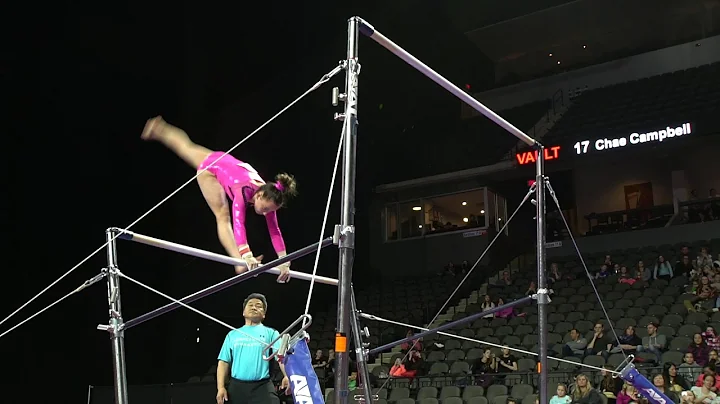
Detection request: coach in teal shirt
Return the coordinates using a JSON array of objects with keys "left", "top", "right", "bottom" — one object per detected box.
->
[{"left": 217, "top": 293, "right": 289, "bottom": 404}]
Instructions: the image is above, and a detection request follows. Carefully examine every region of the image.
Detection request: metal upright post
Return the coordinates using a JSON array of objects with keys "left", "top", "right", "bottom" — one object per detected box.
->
[
  {"left": 534, "top": 146, "right": 549, "bottom": 404},
  {"left": 102, "top": 228, "right": 129, "bottom": 404},
  {"left": 335, "top": 16, "right": 360, "bottom": 404},
  {"left": 350, "top": 287, "right": 374, "bottom": 404}
]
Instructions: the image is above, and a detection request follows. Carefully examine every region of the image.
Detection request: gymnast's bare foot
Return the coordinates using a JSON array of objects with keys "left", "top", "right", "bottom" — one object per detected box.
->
[{"left": 140, "top": 116, "right": 166, "bottom": 141}]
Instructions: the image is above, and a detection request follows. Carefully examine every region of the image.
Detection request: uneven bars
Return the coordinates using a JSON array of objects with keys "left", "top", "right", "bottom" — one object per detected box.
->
[
  {"left": 368, "top": 295, "right": 533, "bottom": 355},
  {"left": 355, "top": 18, "right": 536, "bottom": 147},
  {"left": 112, "top": 228, "right": 337, "bottom": 284},
  {"left": 119, "top": 235, "right": 337, "bottom": 330}
]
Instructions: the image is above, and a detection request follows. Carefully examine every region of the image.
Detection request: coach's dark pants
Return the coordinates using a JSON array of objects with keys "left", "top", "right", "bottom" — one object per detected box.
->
[{"left": 228, "top": 378, "right": 280, "bottom": 404}]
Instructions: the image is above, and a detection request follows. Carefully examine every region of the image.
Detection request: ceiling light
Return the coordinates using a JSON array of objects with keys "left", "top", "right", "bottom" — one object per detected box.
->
[
  {"left": 412, "top": 206, "right": 421, "bottom": 211},
  {"left": 463, "top": 217, "right": 469, "bottom": 223},
  {"left": 461, "top": 201, "right": 467, "bottom": 206},
  {"left": 549, "top": 53, "right": 553, "bottom": 57},
  {"left": 480, "top": 210, "right": 485, "bottom": 214}
]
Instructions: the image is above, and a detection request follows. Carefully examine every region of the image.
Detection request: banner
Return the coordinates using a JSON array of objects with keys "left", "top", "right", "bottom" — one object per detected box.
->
[
  {"left": 284, "top": 339, "right": 325, "bottom": 404},
  {"left": 619, "top": 364, "right": 673, "bottom": 404}
]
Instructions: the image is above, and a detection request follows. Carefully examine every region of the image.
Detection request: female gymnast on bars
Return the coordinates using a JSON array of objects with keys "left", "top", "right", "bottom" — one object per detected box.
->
[{"left": 141, "top": 116, "right": 296, "bottom": 283}]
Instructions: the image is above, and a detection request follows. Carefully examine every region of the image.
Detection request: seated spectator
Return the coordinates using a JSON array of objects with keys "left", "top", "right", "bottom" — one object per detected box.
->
[
  {"left": 389, "top": 357, "right": 416, "bottom": 378},
  {"left": 689, "top": 333, "right": 711, "bottom": 366},
  {"left": 472, "top": 349, "right": 497, "bottom": 387},
  {"left": 677, "top": 255, "right": 695, "bottom": 279},
  {"left": 312, "top": 349, "right": 327, "bottom": 370},
  {"left": 497, "top": 346, "right": 518, "bottom": 373},
  {"left": 480, "top": 295, "right": 495, "bottom": 323},
  {"left": 618, "top": 266, "right": 636, "bottom": 285},
  {"left": 692, "top": 374, "right": 718, "bottom": 401},
  {"left": 637, "top": 322, "right": 667, "bottom": 363},
  {"left": 550, "top": 383, "right": 572, "bottom": 404},
  {"left": 695, "top": 367, "right": 720, "bottom": 393},
  {"left": 525, "top": 281, "right": 537, "bottom": 296},
  {"left": 595, "top": 265, "right": 610, "bottom": 280},
  {"left": 586, "top": 323, "right": 614, "bottom": 356},
  {"left": 571, "top": 373, "right": 603, "bottom": 403},
  {"left": 616, "top": 383, "right": 640, "bottom": 404},
  {"left": 679, "top": 352, "right": 703, "bottom": 385},
  {"left": 636, "top": 261, "right": 652, "bottom": 282},
  {"left": 651, "top": 373, "right": 680, "bottom": 403},
  {"left": 709, "top": 350, "right": 720, "bottom": 373},
  {"left": 498, "top": 271, "right": 513, "bottom": 286},
  {"left": 603, "top": 325, "right": 642, "bottom": 358},
  {"left": 495, "top": 298, "right": 526, "bottom": 318},
  {"left": 604, "top": 255, "right": 615, "bottom": 269},
  {"left": 598, "top": 365, "right": 623, "bottom": 400},
  {"left": 562, "top": 329, "right": 588, "bottom": 358},
  {"left": 704, "top": 327, "right": 720, "bottom": 352},
  {"left": 697, "top": 248, "right": 714, "bottom": 270},
  {"left": 654, "top": 255, "right": 674, "bottom": 280},
  {"left": 679, "top": 389, "right": 695, "bottom": 403},
  {"left": 548, "top": 262, "right": 563, "bottom": 284},
  {"left": 665, "top": 362, "right": 691, "bottom": 394}
]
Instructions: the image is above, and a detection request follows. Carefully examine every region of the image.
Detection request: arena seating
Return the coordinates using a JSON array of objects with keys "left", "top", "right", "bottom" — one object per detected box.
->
[
  {"left": 310, "top": 237, "right": 719, "bottom": 404},
  {"left": 543, "top": 61, "right": 720, "bottom": 146}
]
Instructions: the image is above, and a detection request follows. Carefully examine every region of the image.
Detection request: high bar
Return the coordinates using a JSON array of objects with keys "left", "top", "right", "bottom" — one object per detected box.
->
[
  {"left": 355, "top": 17, "right": 537, "bottom": 147},
  {"left": 111, "top": 228, "right": 337, "bottom": 285},
  {"left": 120, "top": 235, "right": 337, "bottom": 330}
]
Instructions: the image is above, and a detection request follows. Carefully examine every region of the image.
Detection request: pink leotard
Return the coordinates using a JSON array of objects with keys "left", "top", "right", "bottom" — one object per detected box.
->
[{"left": 197, "top": 151, "right": 286, "bottom": 254}]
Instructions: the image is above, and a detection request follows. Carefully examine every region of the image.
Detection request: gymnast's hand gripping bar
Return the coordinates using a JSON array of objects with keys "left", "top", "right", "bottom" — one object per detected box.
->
[
  {"left": 111, "top": 228, "right": 338, "bottom": 285},
  {"left": 354, "top": 17, "right": 537, "bottom": 147}
]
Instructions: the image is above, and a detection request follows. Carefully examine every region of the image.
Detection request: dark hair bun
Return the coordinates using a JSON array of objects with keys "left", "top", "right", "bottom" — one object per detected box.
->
[{"left": 275, "top": 173, "right": 298, "bottom": 197}]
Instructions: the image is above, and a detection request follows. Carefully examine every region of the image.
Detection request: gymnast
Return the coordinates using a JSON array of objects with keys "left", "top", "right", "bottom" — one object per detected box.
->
[{"left": 141, "top": 116, "right": 297, "bottom": 283}]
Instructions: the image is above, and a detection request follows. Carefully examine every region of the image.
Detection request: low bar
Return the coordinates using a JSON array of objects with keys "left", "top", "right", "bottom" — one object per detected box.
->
[
  {"left": 368, "top": 295, "right": 533, "bottom": 355},
  {"left": 122, "top": 237, "right": 336, "bottom": 330},
  {"left": 355, "top": 18, "right": 535, "bottom": 147},
  {"left": 113, "top": 228, "right": 337, "bottom": 284}
]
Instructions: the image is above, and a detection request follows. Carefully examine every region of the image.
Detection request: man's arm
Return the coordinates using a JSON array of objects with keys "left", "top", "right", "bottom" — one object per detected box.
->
[{"left": 217, "top": 361, "right": 230, "bottom": 389}]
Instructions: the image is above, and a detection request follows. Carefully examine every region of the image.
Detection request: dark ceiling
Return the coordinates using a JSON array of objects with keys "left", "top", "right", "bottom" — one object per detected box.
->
[{"left": 444, "top": 0, "right": 720, "bottom": 82}]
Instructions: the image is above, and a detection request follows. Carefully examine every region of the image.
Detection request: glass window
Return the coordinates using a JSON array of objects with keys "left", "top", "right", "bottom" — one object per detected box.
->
[
  {"left": 398, "top": 201, "right": 424, "bottom": 238},
  {"left": 422, "top": 189, "right": 486, "bottom": 235},
  {"left": 385, "top": 205, "right": 398, "bottom": 241}
]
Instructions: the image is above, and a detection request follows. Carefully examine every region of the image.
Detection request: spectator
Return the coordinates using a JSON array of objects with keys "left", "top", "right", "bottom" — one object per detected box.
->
[
  {"left": 679, "top": 352, "right": 703, "bottom": 385},
  {"left": 480, "top": 295, "right": 495, "bottom": 323},
  {"left": 677, "top": 255, "right": 694, "bottom": 279},
  {"left": 665, "top": 362, "right": 691, "bottom": 394},
  {"left": 636, "top": 261, "right": 652, "bottom": 282},
  {"left": 548, "top": 262, "right": 563, "bottom": 284},
  {"left": 495, "top": 298, "right": 525, "bottom": 319},
  {"left": 312, "top": 349, "right": 327, "bottom": 369},
  {"left": 571, "top": 373, "right": 603, "bottom": 403},
  {"left": 709, "top": 350, "right": 720, "bottom": 373},
  {"left": 698, "top": 248, "right": 714, "bottom": 270},
  {"left": 604, "top": 255, "right": 615, "bottom": 269},
  {"left": 654, "top": 255, "right": 674, "bottom": 280},
  {"left": 616, "top": 383, "right": 639, "bottom": 404},
  {"left": 525, "top": 281, "right": 537, "bottom": 296},
  {"left": 704, "top": 327, "right": 720, "bottom": 352},
  {"left": 618, "top": 266, "right": 636, "bottom": 285},
  {"left": 562, "top": 329, "right": 588, "bottom": 357},
  {"left": 389, "top": 357, "right": 416, "bottom": 378},
  {"left": 651, "top": 373, "right": 680, "bottom": 402},
  {"left": 689, "top": 333, "right": 711, "bottom": 366},
  {"left": 695, "top": 367, "right": 720, "bottom": 392},
  {"left": 497, "top": 347, "right": 518, "bottom": 373},
  {"left": 637, "top": 322, "right": 666, "bottom": 363},
  {"left": 472, "top": 350, "right": 497, "bottom": 387},
  {"left": 498, "top": 271, "right": 513, "bottom": 286},
  {"left": 597, "top": 365, "right": 623, "bottom": 400},
  {"left": 595, "top": 265, "right": 610, "bottom": 280},
  {"left": 692, "top": 374, "right": 718, "bottom": 402},
  {"left": 586, "top": 323, "right": 614, "bottom": 356},
  {"left": 550, "top": 383, "right": 572, "bottom": 404},
  {"left": 400, "top": 330, "right": 422, "bottom": 353},
  {"left": 603, "top": 325, "right": 642, "bottom": 358}
]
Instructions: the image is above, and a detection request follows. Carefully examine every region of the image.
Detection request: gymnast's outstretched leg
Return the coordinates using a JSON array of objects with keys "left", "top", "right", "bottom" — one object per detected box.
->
[
  {"left": 141, "top": 116, "right": 212, "bottom": 169},
  {"left": 141, "top": 116, "right": 247, "bottom": 273}
]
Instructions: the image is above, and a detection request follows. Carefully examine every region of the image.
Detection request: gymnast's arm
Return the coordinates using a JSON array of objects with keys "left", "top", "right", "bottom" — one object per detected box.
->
[{"left": 265, "top": 211, "right": 288, "bottom": 261}]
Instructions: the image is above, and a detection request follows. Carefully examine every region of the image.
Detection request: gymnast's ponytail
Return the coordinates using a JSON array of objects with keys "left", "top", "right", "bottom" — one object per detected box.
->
[{"left": 259, "top": 173, "right": 298, "bottom": 207}]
